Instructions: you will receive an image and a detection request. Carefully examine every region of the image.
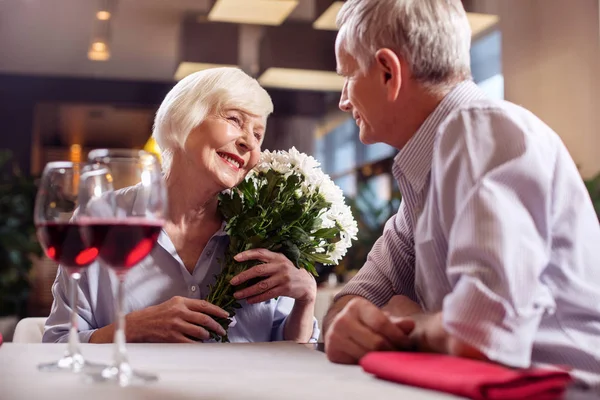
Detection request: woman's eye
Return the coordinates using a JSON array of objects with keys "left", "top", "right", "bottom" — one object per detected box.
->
[
  {"left": 254, "top": 132, "right": 262, "bottom": 141},
  {"left": 227, "top": 116, "right": 242, "bottom": 126}
]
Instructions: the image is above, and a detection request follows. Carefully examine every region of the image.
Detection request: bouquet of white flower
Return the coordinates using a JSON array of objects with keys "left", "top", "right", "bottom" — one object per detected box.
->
[{"left": 206, "top": 147, "right": 358, "bottom": 342}]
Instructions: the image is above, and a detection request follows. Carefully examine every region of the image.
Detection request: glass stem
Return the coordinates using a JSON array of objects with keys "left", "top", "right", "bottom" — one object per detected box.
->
[
  {"left": 67, "top": 272, "right": 83, "bottom": 361},
  {"left": 112, "top": 277, "right": 129, "bottom": 371}
]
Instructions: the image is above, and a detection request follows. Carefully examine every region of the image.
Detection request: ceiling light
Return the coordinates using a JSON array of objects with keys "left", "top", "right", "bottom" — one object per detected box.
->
[
  {"left": 88, "top": 16, "right": 111, "bottom": 62},
  {"left": 312, "top": 1, "right": 343, "bottom": 31},
  {"left": 258, "top": 68, "right": 344, "bottom": 92},
  {"left": 174, "top": 62, "right": 239, "bottom": 81},
  {"left": 96, "top": 0, "right": 115, "bottom": 20},
  {"left": 91, "top": 41, "right": 106, "bottom": 52},
  {"left": 208, "top": 0, "right": 299, "bottom": 26},
  {"left": 96, "top": 11, "right": 111, "bottom": 20},
  {"left": 88, "top": 44, "right": 110, "bottom": 61}
]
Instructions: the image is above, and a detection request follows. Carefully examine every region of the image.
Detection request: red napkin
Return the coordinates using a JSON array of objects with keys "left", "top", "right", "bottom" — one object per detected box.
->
[
  {"left": 360, "top": 352, "right": 572, "bottom": 400},
  {"left": 0, "top": 332, "right": 3, "bottom": 346}
]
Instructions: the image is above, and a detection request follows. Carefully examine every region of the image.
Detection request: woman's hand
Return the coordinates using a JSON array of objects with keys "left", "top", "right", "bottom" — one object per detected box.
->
[
  {"left": 230, "top": 248, "right": 317, "bottom": 305},
  {"left": 91, "top": 296, "right": 229, "bottom": 343},
  {"left": 127, "top": 296, "right": 229, "bottom": 343}
]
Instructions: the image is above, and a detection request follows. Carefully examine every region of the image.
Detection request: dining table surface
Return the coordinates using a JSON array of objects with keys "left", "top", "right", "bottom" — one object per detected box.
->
[{"left": 0, "top": 342, "right": 465, "bottom": 400}]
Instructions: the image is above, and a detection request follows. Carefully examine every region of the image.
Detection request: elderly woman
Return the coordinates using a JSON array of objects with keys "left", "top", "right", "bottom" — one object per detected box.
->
[{"left": 43, "top": 68, "right": 319, "bottom": 343}]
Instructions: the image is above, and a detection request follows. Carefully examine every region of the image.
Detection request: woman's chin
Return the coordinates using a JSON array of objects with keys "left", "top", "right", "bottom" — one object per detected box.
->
[{"left": 215, "top": 176, "right": 242, "bottom": 191}]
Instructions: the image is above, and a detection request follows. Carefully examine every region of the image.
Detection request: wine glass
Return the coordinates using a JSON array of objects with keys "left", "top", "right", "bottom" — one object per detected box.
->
[
  {"left": 34, "top": 161, "right": 108, "bottom": 373},
  {"left": 80, "top": 149, "right": 167, "bottom": 386}
]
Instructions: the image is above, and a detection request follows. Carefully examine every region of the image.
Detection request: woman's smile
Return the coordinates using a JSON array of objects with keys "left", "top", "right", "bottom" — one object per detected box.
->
[{"left": 217, "top": 151, "right": 244, "bottom": 171}]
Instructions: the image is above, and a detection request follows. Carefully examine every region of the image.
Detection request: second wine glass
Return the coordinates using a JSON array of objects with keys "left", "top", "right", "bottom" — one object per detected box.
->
[{"left": 79, "top": 149, "right": 167, "bottom": 386}]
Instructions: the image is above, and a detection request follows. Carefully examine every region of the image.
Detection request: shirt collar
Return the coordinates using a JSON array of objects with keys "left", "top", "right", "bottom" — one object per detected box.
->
[
  {"left": 393, "top": 80, "right": 486, "bottom": 192},
  {"left": 157, "top": 221, "right": 228, "bottom": 259},
  {"left": 214, "top": 221, "right": 228, "bottom": 236}
]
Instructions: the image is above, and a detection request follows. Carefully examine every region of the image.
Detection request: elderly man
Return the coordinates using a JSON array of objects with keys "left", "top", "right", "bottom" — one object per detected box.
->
[{"left": 324, "top": 0, "right": 600, "bottom": 391}]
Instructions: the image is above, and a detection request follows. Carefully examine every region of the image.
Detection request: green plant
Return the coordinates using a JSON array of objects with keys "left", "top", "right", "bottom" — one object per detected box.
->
[
  {"left": 584, "top": 173, "right": 600, "bottom": 221},
  {"left": 0, "top": 151, "right": 42, "bottom": 317},
  {"left": 342, "top": 182, "right": 402, "bottom": 272}
]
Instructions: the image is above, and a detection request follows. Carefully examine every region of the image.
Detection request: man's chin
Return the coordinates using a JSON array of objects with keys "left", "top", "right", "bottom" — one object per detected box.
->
[{"left": 359, "top": 129, "right": 377, "bottom": 145}]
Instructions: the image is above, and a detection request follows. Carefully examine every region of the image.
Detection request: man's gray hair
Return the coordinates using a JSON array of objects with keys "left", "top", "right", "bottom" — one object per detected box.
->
[
  {"left": 337, "top": 0, "right": 472, "bottom": 88},
  {"left": 153, "top": 67, "right": 273, "bottom": 172}
]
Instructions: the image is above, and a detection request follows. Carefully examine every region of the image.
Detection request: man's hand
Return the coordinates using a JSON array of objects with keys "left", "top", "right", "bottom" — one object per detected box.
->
[
  {"left": 325, "top": 297, "right": 416, "bottom": 364},
  {"left": 90, "top": 296, "right": 229, "bottom": 343},
  {"left": 381, "top": 295, "right": 423, "bottom": 317},
  {"left": 391, "top": 312, "right": 488, "bottom": 361}
]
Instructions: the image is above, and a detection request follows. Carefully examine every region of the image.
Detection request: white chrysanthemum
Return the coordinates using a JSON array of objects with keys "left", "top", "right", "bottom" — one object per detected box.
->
[
  {"left": 287, "top": 147, "right": 321, "bottom": 177},
  {"left": 319, "top": 214, "right": 336, "bottom": 229},
  {"left": 328, "top": 242, "right": 348, "bottom": 264},
  {"left": 254, "top": 161, "right": 270, "bottom": 174},
  {"left": 305, "top": 168, "right": 326, "bottom": 190},
  {"left": 270, "top": 160, "right": 290, "bottom": 174},
  {"left": 319, "top": 178, "right": 346, "bottom": 206},
  {"left": 244, "top": 147, "right": 358, "bottom": 265},
  {"left": 259, "top": 150, "right": 276, "bottom": 165}
]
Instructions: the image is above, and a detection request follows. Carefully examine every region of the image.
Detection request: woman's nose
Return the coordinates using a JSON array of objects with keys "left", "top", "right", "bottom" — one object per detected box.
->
[{"left": 237, "top": 134, "right": 256, "bottom": 151}]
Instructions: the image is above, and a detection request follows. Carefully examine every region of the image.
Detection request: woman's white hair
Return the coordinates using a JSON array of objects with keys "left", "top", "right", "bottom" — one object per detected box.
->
[
  {"left": 153, "top": 67, "right": 274, "bottom": 171},
  {"left": 337, "top": 0, "right": 472, "bottom": 89}
]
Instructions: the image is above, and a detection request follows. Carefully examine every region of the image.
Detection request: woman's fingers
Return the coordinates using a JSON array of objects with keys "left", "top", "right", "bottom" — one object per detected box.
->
[
  {"left": 185, "top": 299, "right": 229, "bottom": 319},
  {"left": 233, "top": 248, "right": 285, "bottom": 264},
  {"left": 233, "top": 274, "right": 284, "bottom": 299},
  {"left": 176, "top": 318, "right": 212, "bottom": 341},
  {"left": 182, "top": 309, "right": 227, "bottom": 337},
  {"left": 230, "top": 262, "right": 278, "bottom": 285},
  {"left": 245, "top": 286, "right": 286, "bottom": 304}
]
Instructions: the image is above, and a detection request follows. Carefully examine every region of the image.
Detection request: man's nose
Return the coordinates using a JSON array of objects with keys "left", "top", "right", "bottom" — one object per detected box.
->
[
  {"left": 339, "top": 82, "right": 351, "bottom": 112},
  {"left": 339, "top": 98, "right": 352, "bottom": 112}
]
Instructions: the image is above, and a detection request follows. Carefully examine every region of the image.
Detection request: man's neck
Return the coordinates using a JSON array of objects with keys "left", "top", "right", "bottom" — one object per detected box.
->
[{"left": 388, "top": 83, "right": 454, "bottom": 150}]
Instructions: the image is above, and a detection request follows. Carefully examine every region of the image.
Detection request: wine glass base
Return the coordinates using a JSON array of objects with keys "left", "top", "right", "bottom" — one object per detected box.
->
[
  {"left": 37, "top": 355, "right": 106, "bottom": 374},
  {"left": 88, "top": 364, "right": 158, "bottom": 387}
]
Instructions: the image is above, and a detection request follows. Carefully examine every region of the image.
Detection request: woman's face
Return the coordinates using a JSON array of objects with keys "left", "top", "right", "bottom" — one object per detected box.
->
[{"left": 183, "top": 108, "right": 266, "bottom": 191}]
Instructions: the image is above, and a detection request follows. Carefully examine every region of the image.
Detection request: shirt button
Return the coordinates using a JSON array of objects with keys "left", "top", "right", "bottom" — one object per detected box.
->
[
  {"left": 206, "top": 250, "right": 213, "bottom": 257},
  {"left": 191, "top": 285, "right": 197, "bottom": 292}
]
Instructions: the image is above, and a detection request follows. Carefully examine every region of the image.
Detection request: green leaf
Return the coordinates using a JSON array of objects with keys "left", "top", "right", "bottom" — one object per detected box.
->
[
  {"left": 306, "top": 252, "right": 333, "bottom": 265},
  {"left": 279, "top": 240, "right": 301, "bottom": 268},
  {"left": 281, "top": 203, "right": 304, "bottom": 222},
  {"left": 289, "top": 226, "right": 311, "bottom": 244},
  {"left": 312, "top": 227, "right": 339, "bottom": 240}
]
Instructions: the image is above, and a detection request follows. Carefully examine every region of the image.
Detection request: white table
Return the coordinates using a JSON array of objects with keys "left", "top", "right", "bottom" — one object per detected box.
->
[{"left": 0, "top": 342, "right": 463, "bottom": 400}]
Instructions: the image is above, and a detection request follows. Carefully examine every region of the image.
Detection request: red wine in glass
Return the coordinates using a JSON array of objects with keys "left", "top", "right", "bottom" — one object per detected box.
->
[
  {"left": 36, "top": 222, "right": 99, "bottom": 269},
  {"left": 85, "top": 218, "right": 162, "bottom": 274},
  {"left": 34, "top": 160, "right": 108, "bottom": 373},
  {"left": 83, "top": 148, "right": 166, "bottom": 386}
]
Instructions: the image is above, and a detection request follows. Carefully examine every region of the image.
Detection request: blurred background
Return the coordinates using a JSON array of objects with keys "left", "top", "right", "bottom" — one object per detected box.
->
[{"left": 1, "top": 0, "right": 599, "bottom": 339}]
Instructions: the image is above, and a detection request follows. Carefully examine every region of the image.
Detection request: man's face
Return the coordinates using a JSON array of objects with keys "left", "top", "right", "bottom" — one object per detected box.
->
[{"left": 336, "top": 40, "right": 390, "bottom": 146}]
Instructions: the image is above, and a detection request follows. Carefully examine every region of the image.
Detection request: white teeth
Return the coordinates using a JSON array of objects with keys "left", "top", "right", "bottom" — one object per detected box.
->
[{"left": 219, "top": 154, "right": 241, "bottom": 168}]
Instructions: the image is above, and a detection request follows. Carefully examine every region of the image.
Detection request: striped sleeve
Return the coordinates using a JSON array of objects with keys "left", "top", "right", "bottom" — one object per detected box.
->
[{"left": 335, "top": 201, "right": 417, "bottom": 308}]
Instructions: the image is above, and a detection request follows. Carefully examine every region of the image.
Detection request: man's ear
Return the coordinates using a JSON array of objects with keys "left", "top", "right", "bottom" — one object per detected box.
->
[{"left": 374, "top": 49, "right": 402, "bottom": 102}]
